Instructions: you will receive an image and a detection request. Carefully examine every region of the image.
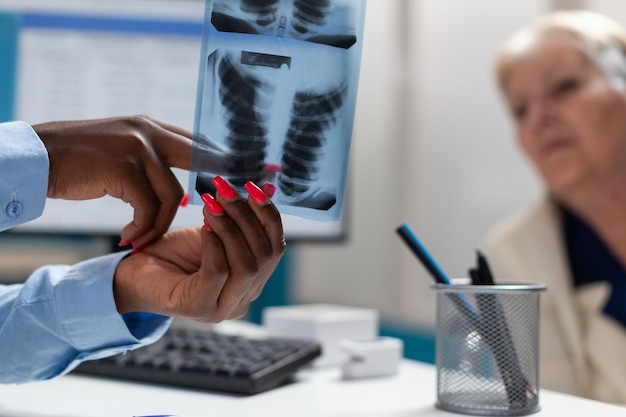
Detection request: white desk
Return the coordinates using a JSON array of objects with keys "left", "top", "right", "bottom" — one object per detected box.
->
[{"left": 0, "top": 360, "right": 624, "bottom": 417}]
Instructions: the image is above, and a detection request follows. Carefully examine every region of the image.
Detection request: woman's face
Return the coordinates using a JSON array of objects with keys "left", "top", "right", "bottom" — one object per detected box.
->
[{"left": 503, "top": 31, "right": 626, "bottom": 198}]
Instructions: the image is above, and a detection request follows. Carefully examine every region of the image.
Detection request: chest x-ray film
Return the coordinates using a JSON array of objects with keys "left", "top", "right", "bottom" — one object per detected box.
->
[{"left": 189, "top": 0, "right": 367, "bottom": 221}]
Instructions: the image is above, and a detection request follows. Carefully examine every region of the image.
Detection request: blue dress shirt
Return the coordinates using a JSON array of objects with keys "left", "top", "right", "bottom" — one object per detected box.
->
[{"left": 0, "top": 121, "right": 171, "bottom": 384}]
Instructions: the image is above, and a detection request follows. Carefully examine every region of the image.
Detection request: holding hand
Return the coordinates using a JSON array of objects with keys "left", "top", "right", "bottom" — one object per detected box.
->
[{"left": 113, "top": 177, "right": 286, "bottom": 322}]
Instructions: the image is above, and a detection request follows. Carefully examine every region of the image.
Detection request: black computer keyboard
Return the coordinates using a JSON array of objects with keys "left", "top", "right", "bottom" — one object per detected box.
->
[{"left": 72, "top": 325, "right": 322, "bottom": 395}]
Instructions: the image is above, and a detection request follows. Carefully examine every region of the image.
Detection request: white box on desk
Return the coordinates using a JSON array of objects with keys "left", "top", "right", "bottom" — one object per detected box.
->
[
  {"left": 340, "top": 337, "right": 403, "bottom": 379},
  {"left": 262, "top": 303, "right": 379, "bottom": 367}
]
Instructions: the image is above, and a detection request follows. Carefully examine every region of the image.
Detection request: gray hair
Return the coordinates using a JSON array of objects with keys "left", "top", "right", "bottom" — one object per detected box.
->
[{"left": 495, "top": 10, "right": 626, "bottom": 92}]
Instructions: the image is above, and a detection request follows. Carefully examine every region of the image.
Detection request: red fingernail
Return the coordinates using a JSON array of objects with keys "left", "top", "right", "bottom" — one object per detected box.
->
[
  {"left": 201, "top": 193, "right": 224, "bottom": 215},
  {"left": 264, "top": 163, "right": 282, "bottom": 174},
  {"left": 203, "top": 218, "right": 213, "bottom": 231},
  {"left": 261, "top": 182, "right": 277, "bottom": 198},
  {"left": 211, "top": 176, "right": 238, "bottom": 200},
  {"left": 130, "top": 242, "right": 151, "bottom": 255},
  {"left": 180, "top": 193, "right": 189, "bottom": 207},
  {"left": 118, "top": 239, "right": 134, "bottom": 247},
  {"left": 244, "top": 181, "right": 268, "bottom": 204}
]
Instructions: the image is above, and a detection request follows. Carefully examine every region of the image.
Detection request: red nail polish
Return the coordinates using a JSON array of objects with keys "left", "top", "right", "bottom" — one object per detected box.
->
[
  {"left": 211, "top": 176, "right": 238, "bottom": 200},
  {"left": 264, "top": 163, "right": 282, "bottom": 174},
  {"left": 244, "top": 181, "right": 268, "bottom": 204},
  {"left": 179, "top": 193, "right": 189, "bottom": 207},
  {"left": 118, "top": 239, "right": 134, "bottom": 247},
  {"left": 201, "top": 193, "right": 224, "bottom": 215},
  {"left": 261, "top": 183, "right": 277, "bottom": 198},
  {"left": 263, "top": 163, "right": 283, "bottom": 175},
  {"left": 203, "top": 218, "right": 213, "bottom": 231},
  {"left": 130, "top": 242, "right": 151, "bottom": 255},
  {"left": 262, "top": 163, "right": 282, "bottom": 183}
]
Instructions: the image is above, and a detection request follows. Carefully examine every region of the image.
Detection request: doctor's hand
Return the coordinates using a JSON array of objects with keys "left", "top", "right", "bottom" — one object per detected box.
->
[
  {"left": 112, "top": 178, "right": 286, "bottom": 322},
  {"left": 32, "top": 116, "right": 233, "bottom": 249}
]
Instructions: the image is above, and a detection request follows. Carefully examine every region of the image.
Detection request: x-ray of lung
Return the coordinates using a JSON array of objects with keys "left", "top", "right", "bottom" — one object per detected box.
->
[{"left": 189, "top": 0, "right": 367, "bottom": 221}]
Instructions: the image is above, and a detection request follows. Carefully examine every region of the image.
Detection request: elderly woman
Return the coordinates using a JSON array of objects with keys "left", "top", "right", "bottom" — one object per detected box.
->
[{"left": 482, "top": 10, "right": 626, "bottom": 404}]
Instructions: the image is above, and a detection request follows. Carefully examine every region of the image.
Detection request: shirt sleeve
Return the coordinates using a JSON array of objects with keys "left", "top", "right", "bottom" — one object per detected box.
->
[
  {"left": 0, "top": 251, "right": 172, "bottom": 384},
  {"left": 0, "top": 121, "right": 48, "bottom": 232}
]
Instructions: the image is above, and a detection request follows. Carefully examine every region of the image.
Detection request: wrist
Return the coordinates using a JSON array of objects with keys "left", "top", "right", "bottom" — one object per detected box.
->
[{"left": 113, "top": 254, "right": 136, "bottom": 314}]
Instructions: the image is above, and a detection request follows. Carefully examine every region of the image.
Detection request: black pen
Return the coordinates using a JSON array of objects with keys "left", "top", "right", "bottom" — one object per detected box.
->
[
  {"left": 476, "top": 250, "right": 495, "bottom": 284},
  {"left": 469, "top": 267, "right": 483, "bottom": 285},
  {"left": 472, "top": 250, "right": 531, "bottom": 408}
]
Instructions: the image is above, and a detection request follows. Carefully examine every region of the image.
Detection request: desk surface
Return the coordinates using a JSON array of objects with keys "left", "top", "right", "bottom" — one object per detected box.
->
[{"left": 0, "top": 360, "right": 624, "bottom": 417}]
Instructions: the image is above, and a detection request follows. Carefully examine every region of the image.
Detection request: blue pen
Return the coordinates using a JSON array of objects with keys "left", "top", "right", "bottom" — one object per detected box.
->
[
  {"left": 396, "top": 223, "right": 451, "bottom": 285},
  {"left": 395, "top": 223, "right": 479, "bottom": 320}
]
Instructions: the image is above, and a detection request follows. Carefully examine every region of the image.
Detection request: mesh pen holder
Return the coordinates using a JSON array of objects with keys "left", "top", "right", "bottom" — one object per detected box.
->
[{"left": 433, "top": 282, "right": 546, "bottom": 416}]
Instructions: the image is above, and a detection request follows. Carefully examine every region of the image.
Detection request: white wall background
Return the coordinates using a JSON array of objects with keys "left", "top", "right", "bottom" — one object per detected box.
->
[
  {"left": 590, "top": 0, "right": 626, "bottom": 24},
  {"left": 291, "top": 0, "right": 572, "bottom": 330}
]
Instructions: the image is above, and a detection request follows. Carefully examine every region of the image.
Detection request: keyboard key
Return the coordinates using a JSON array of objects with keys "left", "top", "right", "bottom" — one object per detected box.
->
[{"left": 72, "top": 326, "right": 322, "bottom": 395}]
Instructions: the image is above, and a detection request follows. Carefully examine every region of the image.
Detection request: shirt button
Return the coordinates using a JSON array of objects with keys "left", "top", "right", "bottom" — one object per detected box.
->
[{"left": 6, "top": 201, "right": 23, "bottom": 218}]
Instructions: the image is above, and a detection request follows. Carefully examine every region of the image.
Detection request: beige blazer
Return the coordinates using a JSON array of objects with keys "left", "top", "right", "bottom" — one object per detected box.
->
[{"left": 481, "top": 198, "right": 626, "bottom": 405}]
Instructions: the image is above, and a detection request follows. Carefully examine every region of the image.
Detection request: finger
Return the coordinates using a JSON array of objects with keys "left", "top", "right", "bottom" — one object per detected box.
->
[
  {"left": 204, "top": 177, "right": 284, "bottom": 311},
  {"left": 191, "top": 138, "right": 240, "bottom": 176},
  {"left": 149, "top": 118, "right": 193, "bottom": 140},
  {"left": 191, "top": 227, "right": 232, "bottom": 321},
  {"left": 202, "top": 201, "right": 260, "bottom": 316},
  {"left": 193, "top": 133, "right": 229, "bottom": 153},
  {"left": 218, "top": 198, "right": 273, "bottom": 264},
  {"left": 120, "top": 165, "right": 183, "bottom": 248},
  {"left": 148, "top": 119, "right": 236, "bottom": 176},
  {"left": 212, "top": 178, "right": 275, "bottom": 261},
  {"left": 213, "top": 181, "right": 285, "bottom": 311},
  {"left": 242, "top": 181, "right": 286, "bottom": 256},
  {"left": 213, "top": 179, "right": 285, "bottom": 273},
  {"left": 241, "top": 268, "right": 274, "bottom": 311},
  {"left": 239, "top": 182, "right": 286, "bottom": 306},
  {"left": 137, "top": 154, "right": 186, "bottom": 246},
  {"left": 118, "top": 168, "right": 160, "bottom": 244},
  {"left": 140, "top": 117, "right": 194, "bottom": 170}
]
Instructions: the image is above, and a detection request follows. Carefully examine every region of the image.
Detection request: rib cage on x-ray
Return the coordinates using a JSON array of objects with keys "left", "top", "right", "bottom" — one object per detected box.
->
[
  {"left": 192, "top": 0, "right": 365, "bottom": 219},
  {"left": 279, "top": 84, "right": 347, "bottom": 206},
  {"left": 214, "top": 51, "right": 348, "bottom": 210}
]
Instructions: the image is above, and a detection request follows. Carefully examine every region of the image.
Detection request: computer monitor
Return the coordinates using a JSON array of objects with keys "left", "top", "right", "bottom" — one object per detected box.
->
[{"left": 0, "top": 0, "right": 348, "bottom": 241}]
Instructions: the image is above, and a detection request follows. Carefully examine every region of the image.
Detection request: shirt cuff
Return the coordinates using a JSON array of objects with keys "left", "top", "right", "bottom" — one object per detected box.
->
[
  {"left": 0, "top": 121, "right": 48, "bottom": 231},
  {"left": 54, "top": 251, "right": 171, "bottom": 357}
]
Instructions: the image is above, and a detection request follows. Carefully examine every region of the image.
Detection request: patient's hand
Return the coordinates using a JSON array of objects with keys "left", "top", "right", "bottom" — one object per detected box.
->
[{"left": 113, "top": 179, "right": 286, "bottom": 322}]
